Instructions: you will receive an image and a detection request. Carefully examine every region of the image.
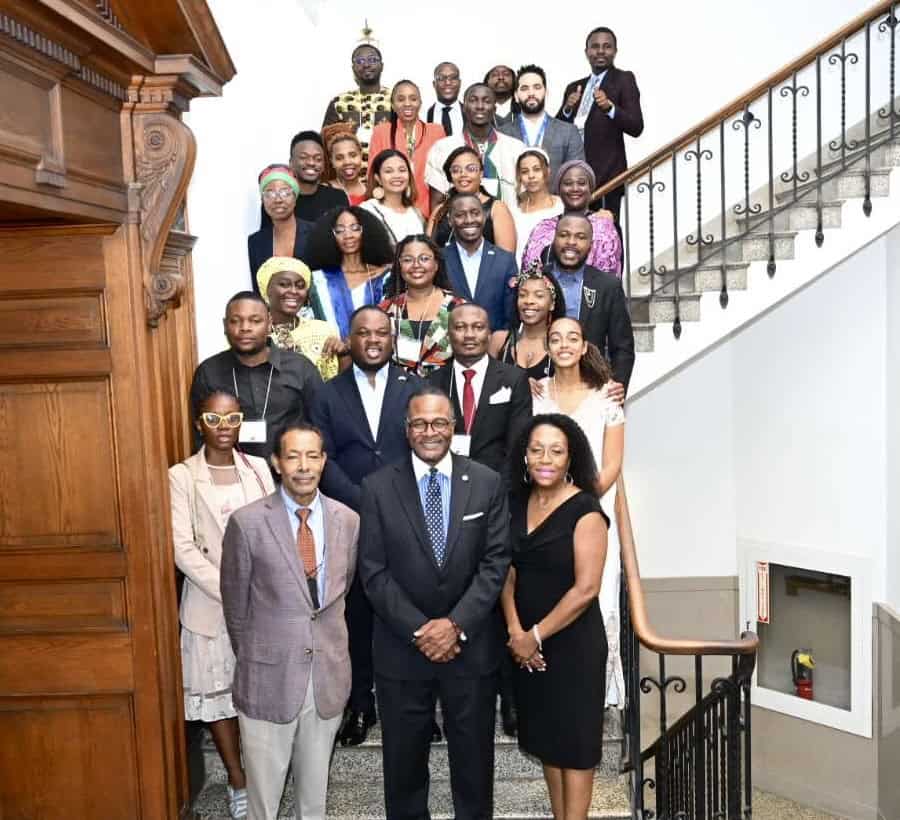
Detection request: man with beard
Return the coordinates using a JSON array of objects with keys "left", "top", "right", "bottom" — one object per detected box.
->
[
  {"left": 322, "top": 43, "right": 392, "bottom": 165},
  {"left": 310, "top": 306, "right": 424, "bottom": 746},
  {"left": 551, "top": 214, "right": 634, "bottom": 395},
  {"left": 556, "top": 27, "right": 644, "bottom": 221},
  {"left": 499, "top": 65, "right": 584, "bottom": 180},
  {"left": 189, "top": 292, "right": 323, "bottom": 459},
  {"left": 425, "top": 61, "right": 464, "bottom": 136},
  {"left": 425, "top": 83, "right": 526, "bottom": 208},
  {"left": 484, "top": 64, "right": 516, "bottom": 127}
]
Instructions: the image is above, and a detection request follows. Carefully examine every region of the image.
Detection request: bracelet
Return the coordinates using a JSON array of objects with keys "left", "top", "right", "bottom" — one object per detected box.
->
[{"left": 532, "top": 624, "right": 542, "bottom": 650}]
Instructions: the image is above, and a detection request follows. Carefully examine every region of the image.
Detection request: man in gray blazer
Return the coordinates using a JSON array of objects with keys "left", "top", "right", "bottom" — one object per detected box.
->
[
  {"left": 499, "top": 64, "right": 584, "bottom": 180},
  {"left": 221, "top": 423, "right": 360, "bottom": 820}
]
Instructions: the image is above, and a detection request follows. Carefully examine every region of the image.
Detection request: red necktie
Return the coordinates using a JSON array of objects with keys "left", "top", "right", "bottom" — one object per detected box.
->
[
  {"left": 462, "top": 369, "right": 476, "bottom": 434},
  {"left": 296, "top": 508, "right": 320, "bottom": 608}
]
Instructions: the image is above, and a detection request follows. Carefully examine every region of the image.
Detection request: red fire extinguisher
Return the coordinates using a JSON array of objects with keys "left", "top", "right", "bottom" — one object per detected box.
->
[{"left": 791, "top": 649, "right": 815, "bottom": 700}]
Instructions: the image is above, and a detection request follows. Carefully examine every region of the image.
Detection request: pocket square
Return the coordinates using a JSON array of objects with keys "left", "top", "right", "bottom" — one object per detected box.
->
[
  {"left": 489, "top": 386, "right": 512, "bottom": 404},
  {"left": 462, "top": 511, "right": 484, "bottom": 521}
]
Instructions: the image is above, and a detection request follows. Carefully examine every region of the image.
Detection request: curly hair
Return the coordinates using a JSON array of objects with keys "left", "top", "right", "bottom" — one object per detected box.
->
[
  {"left": 384, "top": 234, "right": 453, "bottom": 297},
  {"left": 324, "top": 130, "right": 363, "bottom": 183},
  {"left": 303, "top": 206, "right": 395, "bottom": 270},
  {"left": 367, "top": 149, "right": 417, "bottom": 206},
  {"left": 512, "top": 413, "right": 598, "bottom": 500}
]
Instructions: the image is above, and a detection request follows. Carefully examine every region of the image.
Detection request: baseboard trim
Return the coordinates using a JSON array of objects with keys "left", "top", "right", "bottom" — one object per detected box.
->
[{"left": 756, "top": 767, "right": 879, "bottom": 820}]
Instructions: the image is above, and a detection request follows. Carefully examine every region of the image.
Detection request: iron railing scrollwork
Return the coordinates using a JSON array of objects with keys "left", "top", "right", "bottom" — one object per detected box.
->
[{"left": 594, "top": 0, "right": 900, "bottom": 339}]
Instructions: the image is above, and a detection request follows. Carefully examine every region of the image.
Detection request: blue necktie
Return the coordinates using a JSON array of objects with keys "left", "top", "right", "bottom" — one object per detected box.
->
[{"left": 425, "top": 468, "right": 445, "bottom": 565}]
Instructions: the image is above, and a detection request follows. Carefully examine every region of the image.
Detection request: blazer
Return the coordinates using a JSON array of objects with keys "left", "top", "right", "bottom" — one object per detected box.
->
[
  {"left": 556, "top": 66, "right": 644, "bottom": 189},
  {"left": 169, "top": 449, "right": 275, "bottom": 638},
  {"left": 577, "top": 264, "right": 636, "bottom": 392},
  {"left": 427, "top": 357, "right": 532, "bottom": 487},
  {"left": 221, "top": 490, "right": 360, "bottom": 723},
  {"left": 247, "top": 216, "right": 315, "bottom": 291},
  {"left": 498, "top": 114, "right": 585, "bottom": 178},
  {"left": 310, "top": 365, "right": 423, "bottom": 512},
  {"left": 443, "top": 239, "right": 517, "bottom": 331},
  {"left": 359, "top": 454, "right": 510, "bottom": 681}
]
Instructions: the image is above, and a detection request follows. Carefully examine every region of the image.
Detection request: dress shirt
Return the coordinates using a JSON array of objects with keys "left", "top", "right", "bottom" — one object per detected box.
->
[
  {"left": 189, "top": 343, "right": 323, "bottom": 459},
  {"left": 352, "top": 362, "right": 389, "bottom": 441},
  {"left": 427, "top": 99, "right": 464, "bottom": 136},
  {"left": 571, "top": 70, "right": 617, "bottom": 132},
  {"left": 452, "top": 354, "right": 490, "bottom": 410},
  {"left": 280, "top": 486, "right": 327, "bottom": 604},
  {"left": 495, "top": 99, "right": 513, "bottom": 120},
  {"left": 553, "top": 265, "right": 586, "bottom": 319},
  {"left": 519, "top": 113, "right": 548, "bottom": 147},
  {"left": 411, "top": 450, "right": 452, "bottom": 539},
  {"left": 457, "top": 238, "right": 484, "bottom": 298}
]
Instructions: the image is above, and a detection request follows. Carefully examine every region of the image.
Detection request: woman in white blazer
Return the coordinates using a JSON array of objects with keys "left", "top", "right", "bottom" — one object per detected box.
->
[{"left": 170, "top": 388, "right": 274, "bottom": 819}]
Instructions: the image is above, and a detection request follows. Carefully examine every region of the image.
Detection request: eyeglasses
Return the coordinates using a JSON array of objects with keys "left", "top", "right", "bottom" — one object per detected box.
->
[
  {"left": 450, "top": 164, "right": 481, "bottom": 175},
  {"left": 332, "top": 224, "right": 363, "bottom": 235},
  {"left": 399, "top": 254, "right": 436, "bottom": 266},
  {"left": 353, "top": 56, "right": 382, "bottom": 66},
  {"left": 262, "top": 189, "right": 295, "bottom": 202},
  {"left": 435, "top": 73, "right": 460, "bottom": 83},
  {"left": 407, "top": 418, "right": 453, "bottom": 433},
  {"left": 201, "top": 411, "right": 244, "bottom": 429}
]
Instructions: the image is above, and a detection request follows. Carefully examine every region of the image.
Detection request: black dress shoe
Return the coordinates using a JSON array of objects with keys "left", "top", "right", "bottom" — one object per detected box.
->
[
  {"left": 500, "top": 697, "right": 518, "bottom": 738},
  {"left": 430, "top": 717, "right": 443, "bottom": 743},
  {"left": 338, "top": 709, "right": 376, "bottom": 746}
]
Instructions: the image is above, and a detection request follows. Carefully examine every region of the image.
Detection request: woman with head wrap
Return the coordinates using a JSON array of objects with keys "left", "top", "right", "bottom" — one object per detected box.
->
[
  {"left": 520, "top": 160, "right": 622, "bottom": 276},
  {"left": 256, "top": 256, "right": 343, "bottom": 380},
  {"left": 247, "top": 164, "right": 315, "bottom": 291}
]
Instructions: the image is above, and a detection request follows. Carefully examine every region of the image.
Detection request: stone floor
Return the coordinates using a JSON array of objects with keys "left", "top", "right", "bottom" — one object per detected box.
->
[{"left": 752, "top": 789, "right": 840, "bottom": 819}]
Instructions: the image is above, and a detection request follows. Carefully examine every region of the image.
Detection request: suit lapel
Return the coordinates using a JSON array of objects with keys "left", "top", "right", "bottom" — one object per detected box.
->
[
  {"left": 473, "top": 245, "right": 495, "bottom": 306},
  {"left": 393, "top": 462, "right": 440, "bottom": 570},
  {"left": 264, "top": 493, "right": 312, "bottom": 606},
  {"left": 443, "top": 456, "right": 471, "bottom": 565},
  {"left": 447, "top": 244, "right": 473, "bottom": 300},
  {"left": 334, "top": 369, "right": 375, "bottom": 446},
  {"left": 321, "top": 497, "right": 344, "bottom": 607},
  {"left": 470, "top": 359, "right": 501, "bottom": 444},
  {"left": 375, "top": 366, "right": 407, "bottom": 444}
]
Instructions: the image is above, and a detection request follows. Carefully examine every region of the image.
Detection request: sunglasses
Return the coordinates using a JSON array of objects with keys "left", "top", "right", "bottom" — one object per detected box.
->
[{"left": 201, "top": 411, "right": 244, "bottom": 429}]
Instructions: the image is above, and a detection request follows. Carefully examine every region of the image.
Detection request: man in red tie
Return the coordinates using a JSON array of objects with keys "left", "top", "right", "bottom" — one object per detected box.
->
[{"left": 221, "top": 424, "right": 360, "bottom": 820}]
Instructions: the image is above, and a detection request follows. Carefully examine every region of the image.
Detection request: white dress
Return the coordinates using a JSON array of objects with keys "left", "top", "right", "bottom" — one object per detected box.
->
[
  {"left": 510, "top": 196, "right": 564, "bottom": 267},
  {"left": 533, "top": 383, "right": 626, "bottom": 707},
  {"left": 360, "top": 199, "right": 424, "bottom": 246}
]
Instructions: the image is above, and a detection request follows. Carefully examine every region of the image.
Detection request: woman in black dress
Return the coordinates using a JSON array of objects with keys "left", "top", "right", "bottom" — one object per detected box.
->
[{"left": 501, "top": 413, "right": 609, "bottom": 820}]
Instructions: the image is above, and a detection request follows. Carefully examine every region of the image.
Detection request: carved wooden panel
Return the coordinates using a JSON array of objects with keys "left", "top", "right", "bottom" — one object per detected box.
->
[
  {"left": 61, "top": 85, "right": 124, "bottom": 186},
  {"left": 0, "top": 381, "right": 119, "bottom": 549},
  {"left": 0, "top": 579, "right": 126, "bottom": 634},
  {"left": 0, "top": 294, "right": 105, "bottom": 348},
  {"left": 0, "top": 227, "right": 108, "bottom": 291},
  {"left": 0, "top": 61, "right": 50, "bottom": 161},
  {"left": 0, "top": 695, "right": 139, "bottom": 820}
]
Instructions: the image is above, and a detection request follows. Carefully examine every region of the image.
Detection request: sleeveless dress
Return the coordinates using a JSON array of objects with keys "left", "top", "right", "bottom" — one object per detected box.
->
[
  {"left": 500, "top": 334, "right": 553, "bottom": 381},
  {"left": 512, "top": 491, "right": 609, "bottom": 769}
]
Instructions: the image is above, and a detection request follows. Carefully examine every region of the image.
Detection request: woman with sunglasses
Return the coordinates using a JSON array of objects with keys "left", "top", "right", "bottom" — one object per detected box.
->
[
  {"left": 247, "top": 164, "right": 314, "bottom": 291},
  {"left": 170, "top": 388, "right": 275, "bottom": 820},
  {"left": 378, "top": 235, "right": 465, "bottom": 376},
  {"left": 305, "top": 205, "right": 394, "bottom": 342}
]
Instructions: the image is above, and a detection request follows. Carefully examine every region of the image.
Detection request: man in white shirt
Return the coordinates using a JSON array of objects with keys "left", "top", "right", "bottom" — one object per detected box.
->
[
  {"left": 425, "top": 83, "right": 526, "bottom": 208},
  {"left": 484, "top": 64, "right": 516, "bottom": 126},
  {"left": 425, "top": 61, "right": 464, "bottom": 136}
]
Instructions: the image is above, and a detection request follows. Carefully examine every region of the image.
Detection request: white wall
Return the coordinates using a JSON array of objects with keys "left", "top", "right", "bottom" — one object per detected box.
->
[
  {"left": 885, "top": 227, "right": 900, "bottom": 612},
  {"left": 185, "top": 0, "right": 873, "bottom": 359}
]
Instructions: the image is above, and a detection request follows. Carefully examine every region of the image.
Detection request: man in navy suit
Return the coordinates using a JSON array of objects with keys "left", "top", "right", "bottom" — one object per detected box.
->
[
  {"left": 310, "top": 305, "right": 422, "bottom": 746},
  {"left": 443, "top": 192, "right": 516, "bottom": 331}
]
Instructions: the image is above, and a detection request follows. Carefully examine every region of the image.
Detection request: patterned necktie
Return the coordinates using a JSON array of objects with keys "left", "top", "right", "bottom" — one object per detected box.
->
[
  {"left": 462, "top": 369, "right": 476, "bottom": 434},
  {"left": 425, "top": 467, "right": 445, "bottom": 566},
  {"left": 577, "top": 74, "right": 598, "bottom": 119},
  {"left": 296, "top": 508, "right": 320, "bottom": 609},
  {"left": 442, "top": 105, "right": 453, "bottom": 135}
]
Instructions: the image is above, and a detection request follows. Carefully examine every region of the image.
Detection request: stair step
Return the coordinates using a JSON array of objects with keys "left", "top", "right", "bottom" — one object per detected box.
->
[
  {"left": 695, "top": 263, "right": 749, "bottom": 293},
  {"left": 633, "top": 322, "right": 656, "bottom": 353},
  {"left": 738, "top": 230, "right": 796, "bottom": 262},
  {"left": 774, "top": 166, "right": 891, "bottom": 204},
  {"left": 736, "top": 200, "right": 843, "bottom": 232},
  {"left": 630, "top": 293, "right": 702, "bottom": 324}
]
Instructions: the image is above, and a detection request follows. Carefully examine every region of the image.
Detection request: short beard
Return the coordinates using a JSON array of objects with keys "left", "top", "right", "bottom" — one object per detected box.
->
[
  {"left": 521, "top": 99, "right": 546, "bottom": 115},
  {"left": 552, "top": 252, "right": 588, "bottom": 272},
  {"left": 353, "top": 354, "right": 387, "bottom": 372}
]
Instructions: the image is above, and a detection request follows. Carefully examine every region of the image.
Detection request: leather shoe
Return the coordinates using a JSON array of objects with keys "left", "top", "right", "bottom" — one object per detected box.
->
[
  {"left": 338, "top": 709, "right": 376, "bottom": 746},
  {"left": 500, "top": 696, "right": 517, "bottom": 738},
  {"left": 430, "top": 717, "right": 443, "bottom": 743}
]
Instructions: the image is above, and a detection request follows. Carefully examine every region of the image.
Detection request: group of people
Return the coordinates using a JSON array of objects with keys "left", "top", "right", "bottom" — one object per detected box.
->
[{"left": 174, "top": 24, "right": 643, "bottom": 820}]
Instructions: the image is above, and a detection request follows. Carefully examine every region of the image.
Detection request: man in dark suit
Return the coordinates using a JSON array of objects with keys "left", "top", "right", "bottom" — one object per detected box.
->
[
  {"left": 499, "top": 64, "right": 584, "bottom": 179},
  {"left": 443, "top": 192, "right": 516, "bottom": 331},
  {"left": 425, "top": 61, "right": 464, "bottom": 136},
  {"left": 551, "top": 214, "right": 635, "bottom": 398},
  {"left": 556, "top": 27, "right": 643, "bottom": 222},
  {"left": 359, "top": 385, "right": 510, "bottom": 820},
  {"left": 310, "top": 305, "right": 422, "bottom": 746}
]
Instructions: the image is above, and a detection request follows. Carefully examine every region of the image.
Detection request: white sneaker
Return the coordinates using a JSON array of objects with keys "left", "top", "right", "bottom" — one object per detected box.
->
[{"left": 227, "top": 785, "right": 247, "bottom": 819}]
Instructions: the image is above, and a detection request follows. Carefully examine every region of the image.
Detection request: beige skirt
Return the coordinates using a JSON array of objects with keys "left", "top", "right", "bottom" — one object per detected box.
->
[{"left": 181, "top": 626, "right": 237, "bottom": 722}]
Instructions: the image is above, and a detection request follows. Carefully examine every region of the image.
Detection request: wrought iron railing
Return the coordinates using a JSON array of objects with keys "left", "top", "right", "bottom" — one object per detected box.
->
[
  {"left": 615, "top": 477, "right": 758, "bottom": 819},
  {"left": 593, "top": 0, "right": 900, "bottom": 338}
]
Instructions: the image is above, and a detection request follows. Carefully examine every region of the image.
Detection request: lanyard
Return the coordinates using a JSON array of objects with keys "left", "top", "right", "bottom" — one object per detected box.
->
[
  {"left": 232, "top": 364, "right": 274, "bottom": 420},
  {"left": 517, "top": 113, "right": 548, "bottom": 148}
]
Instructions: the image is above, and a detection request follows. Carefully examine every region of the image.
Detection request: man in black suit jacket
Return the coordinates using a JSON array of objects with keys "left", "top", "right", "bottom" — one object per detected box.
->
[
  {"left": 425, "top": 61, "right": 464, "bottom": 136},
  {"left": 359, "top": 385, "right": 510, "bottom": 820},
  {"left": 556, "top": 27, "right": 643, "bottom": 221},
  {"left": 310, "top": 305, "right": 422, "bottom": 746},
  {"left": 551, "top": 214, "right": 635, "bottom": 397}
]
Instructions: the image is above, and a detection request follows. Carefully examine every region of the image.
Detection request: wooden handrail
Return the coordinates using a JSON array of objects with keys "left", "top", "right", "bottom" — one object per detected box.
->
[
  {"left": 615, "top": 474, "right": 759, "bottom": 656},
  {"left": 593, "top": 0, "right": 894, "bottom": 200}
]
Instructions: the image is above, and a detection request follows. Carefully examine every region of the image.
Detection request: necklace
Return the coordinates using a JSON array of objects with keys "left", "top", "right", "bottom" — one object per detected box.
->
[{"left": 403, "top": 121, "right": 423, "bottom": 159}]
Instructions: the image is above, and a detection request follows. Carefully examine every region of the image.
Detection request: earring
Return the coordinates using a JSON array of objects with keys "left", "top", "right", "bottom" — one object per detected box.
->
[
  {"left": 565, "top": 472, "right": 574, "bottom": 486},
  {"left": 523, "top": 457, "right": 532, "bottom": 485},
  {"left": 372, "top": 185, "right": 385, "bottom": 200},
  {"left": 405, "top": 186, "right": 412, "bottom": 200}
]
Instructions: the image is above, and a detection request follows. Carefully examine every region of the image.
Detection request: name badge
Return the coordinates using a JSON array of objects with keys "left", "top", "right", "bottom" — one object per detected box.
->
[
  {"left": 396, "top": 334, "right": 422, "bottom": 364},
  {"left": 239, "top": 420, "right": 268, "bottom": 444},
  {"left": 451, "top": 434, "right": 471, "bottom": 457}
]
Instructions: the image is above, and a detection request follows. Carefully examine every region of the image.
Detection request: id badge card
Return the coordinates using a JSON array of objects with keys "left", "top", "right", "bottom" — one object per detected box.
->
[
  {"left": 397, "top": 334, "right": 422, "bottom": 364},
  {"left": 239, "top": 419, "right": 267, "bottom": 444},
  {"left": 450, "top": 434, "right": 471, "bottom": 457}
]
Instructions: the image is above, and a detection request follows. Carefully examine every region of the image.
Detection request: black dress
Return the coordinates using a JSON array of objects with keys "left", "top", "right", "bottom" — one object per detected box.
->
[
  {"left": 512, "top": 491, "right": 609, "bottom": 770},
  {"left": 500, "top": 335, "right": 554, "bottom": 381}
]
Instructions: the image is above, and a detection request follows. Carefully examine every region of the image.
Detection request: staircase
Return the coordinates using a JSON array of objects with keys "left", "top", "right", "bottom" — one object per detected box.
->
[{"left": 191, "top": 710, "right": 632, "bottom": 818}]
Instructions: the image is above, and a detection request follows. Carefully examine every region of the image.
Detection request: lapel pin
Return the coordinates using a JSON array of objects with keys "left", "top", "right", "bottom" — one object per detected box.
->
[
  {"left": 398, "top": 375, "right": 407, "bottom": 382},
  {"left": 583, "top": 286, "right": 597, "bottom": 308},
  {"left": 462, "top": 474, "right": 469, "bottom": 482}
]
